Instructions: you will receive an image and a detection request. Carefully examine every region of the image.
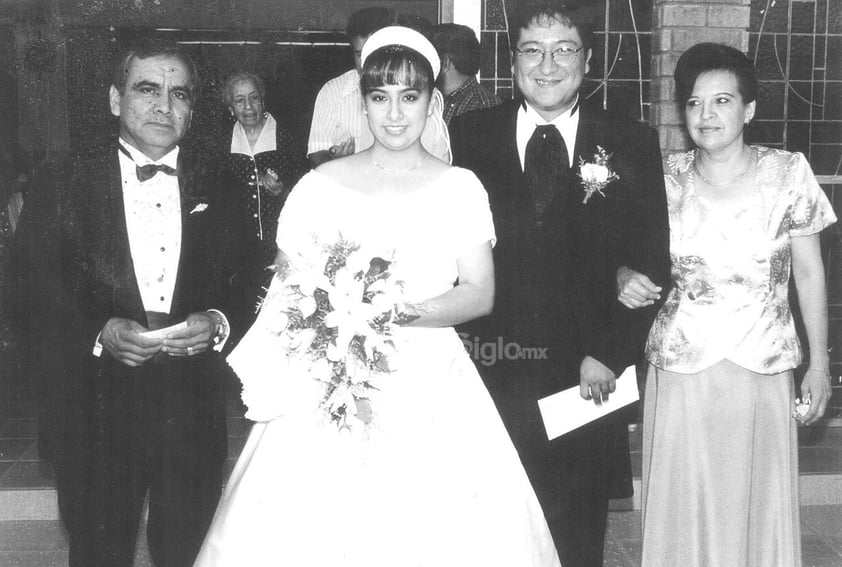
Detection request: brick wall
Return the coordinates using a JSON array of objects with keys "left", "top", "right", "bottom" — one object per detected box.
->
[{"left": 651, "top": 0, "right": 751, "bottom": 152}]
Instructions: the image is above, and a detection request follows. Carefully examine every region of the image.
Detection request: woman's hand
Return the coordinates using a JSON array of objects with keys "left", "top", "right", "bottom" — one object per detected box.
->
[
  {"left": 259, "top": 168, "right": 285, "bottom": 196},
  {"left": 791, "top": 233, "right": 832, "bottom": 425},
  {"left": 798, "top": 368, "right": 832, "bottom": 425}
]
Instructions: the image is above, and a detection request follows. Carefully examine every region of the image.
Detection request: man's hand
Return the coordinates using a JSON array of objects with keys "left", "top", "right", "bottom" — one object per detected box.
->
[
  {"left": 100, "top": 317, "right": 162, "bottom": 367},
  {"left": 328, "top": 137, "right": 355, "bottom": 160},
  {"left": 161, "top": 312, "right": 216, "bottom": 357},
  {"left": 580, "top": 356, "right": 616, "bottom": 406},
  {"left": 617, "top": 266, "right": 662, "bottom": 309},
  {"left": 309, "top": 138, "right": 356, "bottom": 167}
]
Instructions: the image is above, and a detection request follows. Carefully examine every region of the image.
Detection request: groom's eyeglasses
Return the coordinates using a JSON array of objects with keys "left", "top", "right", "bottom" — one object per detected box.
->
[{"left": 515, "top": 45, "right": 584, "bottom": 68}]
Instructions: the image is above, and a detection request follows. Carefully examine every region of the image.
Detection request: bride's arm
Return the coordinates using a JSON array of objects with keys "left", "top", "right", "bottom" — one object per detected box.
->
[{"left": 399, "top": 241, "right": 494, "bottom": 328}]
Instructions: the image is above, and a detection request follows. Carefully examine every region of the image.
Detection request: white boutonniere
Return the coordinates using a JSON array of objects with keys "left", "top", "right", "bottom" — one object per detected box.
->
[
  {"left": 577, "top": 146, "right": 620, "bottom": 204},
  {"left": 189, "top": 203, "right": 208, "bottom": 214}
]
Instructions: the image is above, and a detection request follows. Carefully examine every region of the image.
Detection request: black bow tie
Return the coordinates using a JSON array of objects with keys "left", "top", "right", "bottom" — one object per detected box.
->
[
  {"left": 136, "top": 163, "right": 177, "bottom": 182},
  {"left": 118, "top": 142, "right": 177, "bottom": 182}
]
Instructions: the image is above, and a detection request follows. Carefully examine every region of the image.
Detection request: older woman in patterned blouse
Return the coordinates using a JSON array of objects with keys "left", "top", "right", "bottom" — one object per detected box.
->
[
  {"left": 224, "top": 71, "right": 308, "bottom": 269},
  {"left": 619, "top": 43, "right": 836, "bottom": 567}
]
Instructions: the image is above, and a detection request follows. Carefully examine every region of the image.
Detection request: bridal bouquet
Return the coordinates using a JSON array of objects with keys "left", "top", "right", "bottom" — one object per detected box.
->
[{"left": 260, "top": 240, "right": 406, "bottom": 430}]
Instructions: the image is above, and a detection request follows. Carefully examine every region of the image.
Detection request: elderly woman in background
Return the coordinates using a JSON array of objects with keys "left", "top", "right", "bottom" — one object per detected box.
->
[
  {"left": 620, "top": 43, "right": 836, "bottom": 566},
  {"left": 224, "top": 71, "right": 308, "bottom": 269}
]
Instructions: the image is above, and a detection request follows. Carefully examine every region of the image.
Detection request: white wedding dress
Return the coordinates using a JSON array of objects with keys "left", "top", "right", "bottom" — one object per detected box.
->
[{"left": 194, "top": 168, "right": 561, "bottom": 567}]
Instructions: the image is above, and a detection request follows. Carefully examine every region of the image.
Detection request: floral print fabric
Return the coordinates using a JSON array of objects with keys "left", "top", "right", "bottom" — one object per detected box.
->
[{"left": 646, "top": 146, "right": 837, "bottom": 374}]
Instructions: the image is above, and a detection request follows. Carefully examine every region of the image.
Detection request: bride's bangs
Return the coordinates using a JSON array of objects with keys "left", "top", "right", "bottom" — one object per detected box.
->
[{"left": 361, "top": 46, "right": 433, "bottom": 93}]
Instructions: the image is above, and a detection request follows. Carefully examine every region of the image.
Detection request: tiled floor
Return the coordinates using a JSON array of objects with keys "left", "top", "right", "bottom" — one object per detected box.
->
[{"left": 1, "top": 506, "right": 841, "bottom": 566}]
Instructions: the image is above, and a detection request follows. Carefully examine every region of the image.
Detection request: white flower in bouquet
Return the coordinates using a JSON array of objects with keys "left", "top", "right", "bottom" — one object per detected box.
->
[{"left": 260, "top": 239, "right": 405, "bottom": 430}]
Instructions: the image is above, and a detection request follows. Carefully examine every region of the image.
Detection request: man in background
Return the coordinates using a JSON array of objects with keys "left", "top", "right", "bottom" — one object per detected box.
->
[{"left": 431, "top": 23, "right": 500, "bottom": 124}]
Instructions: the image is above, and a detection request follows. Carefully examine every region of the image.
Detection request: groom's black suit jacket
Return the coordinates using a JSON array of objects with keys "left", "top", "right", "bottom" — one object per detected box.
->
[
  {"left": 451, "top": 98, "right": 670, "bottom": 563},
  {"left": 14, "top": 140, "right": 260, "bottom": 467}
]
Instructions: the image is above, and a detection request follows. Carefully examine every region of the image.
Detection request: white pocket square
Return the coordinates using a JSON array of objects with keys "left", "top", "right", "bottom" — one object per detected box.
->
[{"left": 190, "top": 203, "right": 208, "bottom": 214}]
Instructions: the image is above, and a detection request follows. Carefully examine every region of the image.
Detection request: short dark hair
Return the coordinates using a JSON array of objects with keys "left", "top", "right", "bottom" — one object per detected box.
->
[
  {"left": 360, "top": 45, "right": 434, "bottom": 95},
  {"left": 346, "top": 7, "right": 396, "bottom": 41},
  {"left": 396, "top": 13, "right": 434, "bottom": 37},
  {"left": 431, "top": 24, "right": 481, "bottom": 76},
  {"left": 112, "top": 40, "right": 199, "bottom": 98},
  {"left": 674, "top": 42, "right": 758, "bottom": 106},
  {"left": 221, "top": 70, "right": 265, "bottom": 107},
  {"left": 508, "top": 1, "right": 595, "bottom": 51}
]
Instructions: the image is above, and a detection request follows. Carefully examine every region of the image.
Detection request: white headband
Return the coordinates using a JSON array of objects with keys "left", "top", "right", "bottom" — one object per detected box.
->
[{"left": 360, "top": 26, "right": 441, "bottom": 81}]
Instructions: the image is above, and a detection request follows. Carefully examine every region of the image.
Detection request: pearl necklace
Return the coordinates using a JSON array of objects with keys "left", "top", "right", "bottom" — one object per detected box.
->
[
  {"left": 369, "top": 152, "right": 427, "bottom": 174},
  {"left": 693, "top": 147, "right": 755, "bottom": 187}
]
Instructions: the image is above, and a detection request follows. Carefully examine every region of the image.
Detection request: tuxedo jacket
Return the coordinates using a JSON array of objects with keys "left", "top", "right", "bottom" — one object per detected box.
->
[
  {"left": 451, "top": 99, "right": 670, "bottom": 455},
  {"left": 14, "top": 140, "right": 261, "bottom": 464}
]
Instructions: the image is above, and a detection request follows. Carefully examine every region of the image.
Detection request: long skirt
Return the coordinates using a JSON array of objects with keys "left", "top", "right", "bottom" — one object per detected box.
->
[{"left": 641, "top": 360, "right": 801, "bottom": 567}]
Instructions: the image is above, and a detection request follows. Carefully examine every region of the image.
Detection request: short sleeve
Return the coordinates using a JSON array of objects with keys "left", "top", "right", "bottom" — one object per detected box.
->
[
  {"left": 448, "top": 169, "right": 497, "bottom": 258},
  {"left": 788, "top": 152, "right": 837, "bottom": 237},
  {"left": 274, "top": 172, "right": 339, "bottom": 267},
  {"left": 307, "top": 82, "right": 338, "bottom": 155}
]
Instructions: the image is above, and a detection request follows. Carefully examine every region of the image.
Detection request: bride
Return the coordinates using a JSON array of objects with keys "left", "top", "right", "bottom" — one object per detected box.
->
[{"left": 194, "top": 26, "right": 561, "bottom": 567}]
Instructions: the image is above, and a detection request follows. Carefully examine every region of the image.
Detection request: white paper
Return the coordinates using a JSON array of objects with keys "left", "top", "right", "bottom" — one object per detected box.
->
[
  {"left": 139, "top": 321, "right": 189, "bottom": 339},
  {"left": 537, "top": 365, "right": 639, "bottom": 440}
]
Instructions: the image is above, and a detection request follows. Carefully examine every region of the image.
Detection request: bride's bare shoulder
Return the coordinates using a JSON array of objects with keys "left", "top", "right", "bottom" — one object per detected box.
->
[{"left": 314, "top": 152, "right": 368, "bottom": 182}]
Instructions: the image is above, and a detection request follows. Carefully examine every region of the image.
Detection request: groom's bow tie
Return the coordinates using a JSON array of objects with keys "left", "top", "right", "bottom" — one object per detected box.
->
[
  {"left": 118, "top": 143, "right": 178, "bottom": 182},
  {"left": 136, "top": 163, "right": 177, "bottom": 182}
]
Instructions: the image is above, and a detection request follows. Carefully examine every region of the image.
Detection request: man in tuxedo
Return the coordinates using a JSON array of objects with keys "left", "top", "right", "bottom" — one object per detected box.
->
[
  {"left": 450, "top": 2, "right": 670, "bottom": 565},
  {"left": 13, "top": 41, "right": 258, "bottom": 566}
]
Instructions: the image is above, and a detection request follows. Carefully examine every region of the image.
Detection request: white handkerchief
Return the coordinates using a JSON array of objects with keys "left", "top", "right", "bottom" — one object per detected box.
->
[
  {"left": 190, "top": 203, "right": 208, "bottom": 214},
  {"left": 537, "top": 365, "right": 639, "bottom": 440}
]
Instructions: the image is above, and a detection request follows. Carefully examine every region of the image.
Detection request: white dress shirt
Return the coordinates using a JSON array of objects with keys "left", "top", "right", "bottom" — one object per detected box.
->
[
  {"left": 515, "top": 96, "right": 580, "bottom": 171},
  {"left": 118, "top": 138, "right": 182, "bottom": 316},
  {"left": 92, "top": 140, "right": 229, "bottom": 357}
]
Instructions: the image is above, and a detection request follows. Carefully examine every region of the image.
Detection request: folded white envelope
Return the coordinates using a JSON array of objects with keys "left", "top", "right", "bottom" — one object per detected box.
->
[
  {"left": 537, "top": 365, "right": 639, "bottom": 440},
  {"left": 140, "top": 321, "right": 189, "bottom": 339}
]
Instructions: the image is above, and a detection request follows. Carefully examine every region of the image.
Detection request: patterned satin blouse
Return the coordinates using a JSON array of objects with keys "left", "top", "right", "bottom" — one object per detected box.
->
[{"left": 646, "top": 146, "right": 837, "bottom": 374}]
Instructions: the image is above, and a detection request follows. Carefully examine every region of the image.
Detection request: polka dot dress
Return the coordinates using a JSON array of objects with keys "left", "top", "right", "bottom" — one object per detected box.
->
[{"left": 229, "top": 127, "right": 308, "bottom": 268}]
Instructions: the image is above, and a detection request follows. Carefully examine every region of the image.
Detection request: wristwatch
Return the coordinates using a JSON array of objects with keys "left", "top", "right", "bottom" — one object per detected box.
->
[{"left": 207, "top": 310, "right": 229, "bottom": 345}]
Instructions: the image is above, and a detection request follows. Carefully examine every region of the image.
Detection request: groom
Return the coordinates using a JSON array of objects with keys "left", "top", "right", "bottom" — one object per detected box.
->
[{"left": 450, "top": 2, "right": 670, "bottom": 565}]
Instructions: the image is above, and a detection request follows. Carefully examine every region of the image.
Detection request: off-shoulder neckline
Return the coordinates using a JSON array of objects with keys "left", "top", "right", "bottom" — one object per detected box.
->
[{"left": 304, "top": 166, "right": 473, "bottom": 199}]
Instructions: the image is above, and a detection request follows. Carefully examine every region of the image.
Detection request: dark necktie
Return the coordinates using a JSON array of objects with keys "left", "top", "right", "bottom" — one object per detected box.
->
[
  {"left": 118, "top": 143, "right": 177, "bottom": 182},
  {"left": 524, "top": 125, "right": 569, "bottom": 215}
]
